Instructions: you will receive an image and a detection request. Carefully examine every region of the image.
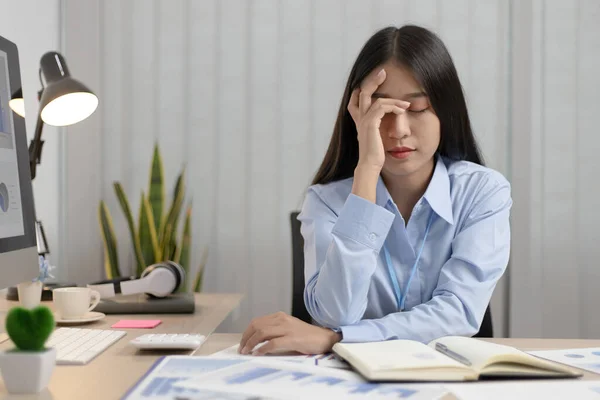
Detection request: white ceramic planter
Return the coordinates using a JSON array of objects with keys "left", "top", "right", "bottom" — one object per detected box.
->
[{"left": 0, "top": 347, "right": 56, "bottom": 393}]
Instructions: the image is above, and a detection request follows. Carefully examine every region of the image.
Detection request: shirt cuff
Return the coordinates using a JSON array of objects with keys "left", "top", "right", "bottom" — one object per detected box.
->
[
  {"left": 339, "top": 323, "right": 377, "bottom": 343},
  {"left": 332, "top": 194, "right": 395, "bottom": 251}
]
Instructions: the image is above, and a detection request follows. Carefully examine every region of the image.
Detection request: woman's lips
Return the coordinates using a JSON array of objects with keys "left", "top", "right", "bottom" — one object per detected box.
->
[{"left": 388, "top": 147, "right": 415, "bottom": 159}]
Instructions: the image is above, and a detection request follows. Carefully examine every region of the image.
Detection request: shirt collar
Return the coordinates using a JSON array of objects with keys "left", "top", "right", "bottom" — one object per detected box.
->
[
  {"left": 424, "top": 156, "right": 454, "bottom": 225},
  {"left": 375, "top": 156, "right": 454, "bottom": 225}
]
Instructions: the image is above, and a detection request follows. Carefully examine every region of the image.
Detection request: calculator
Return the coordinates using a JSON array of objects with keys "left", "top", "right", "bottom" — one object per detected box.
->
[{"left": 130, "top": 333, "right": 206, "bottom": 350}]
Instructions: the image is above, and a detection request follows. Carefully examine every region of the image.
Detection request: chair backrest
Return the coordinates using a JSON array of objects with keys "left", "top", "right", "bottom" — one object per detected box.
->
[
  {"left": 474, "top": 305, "right": 494, "bottom": 338},
  {"left": 288, "top": 211, "right": 493, "bottom": 337},
  {"left": 289, "top": 211, "right": 312, "bottom": 323}
]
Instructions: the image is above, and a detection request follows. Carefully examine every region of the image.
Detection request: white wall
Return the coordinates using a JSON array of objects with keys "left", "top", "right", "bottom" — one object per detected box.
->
[
  {"left": 58, "top": 0, "right": 509, "bottom": 334},
  {"left": 0, "top": 0, "right": 62, "bottom": 278},
  {"left": 510, "top": 0, "right": 600, "bottom": 339}
]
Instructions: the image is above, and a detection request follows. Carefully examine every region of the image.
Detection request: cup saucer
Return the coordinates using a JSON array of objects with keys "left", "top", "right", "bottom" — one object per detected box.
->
[{"left": 54, "top": 311, "right": 105, "bottom": 325}]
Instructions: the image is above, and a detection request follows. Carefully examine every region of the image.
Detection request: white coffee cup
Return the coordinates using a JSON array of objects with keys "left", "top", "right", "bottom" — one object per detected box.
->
[{"left": 52, "top": 287, "right": 101, "bottom": 319}]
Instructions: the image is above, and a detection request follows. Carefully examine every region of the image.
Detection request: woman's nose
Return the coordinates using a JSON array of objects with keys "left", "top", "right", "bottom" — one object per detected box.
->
[{"left": 388, "top": 112, "right": 410, "bottom": 138}]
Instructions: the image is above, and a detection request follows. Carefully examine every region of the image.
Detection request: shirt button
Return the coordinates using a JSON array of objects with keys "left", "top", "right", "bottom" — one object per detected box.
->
[{"left": 368, "top": 233, "right": 377, "bottom": 241}]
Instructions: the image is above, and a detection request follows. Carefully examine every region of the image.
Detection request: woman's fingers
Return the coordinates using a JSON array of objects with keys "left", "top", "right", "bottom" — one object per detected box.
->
[
  {"left": 241, "top": 325, "right": 287, "bottom": 355},
  {"left": 367, "top": 103, "right": 407, "bottom": 122},
  {"left": 253, "top": 337, "right": 294, "bottom": 356},
  {"left": 370, "top": 97, "right": 411, "bottom": 109},
  {"left": 359, "top": 69, "right": 386, "bottom": 115},
  {"left": 239, "top": 313, "right": 280, "bottom": 352},
  {"left": 347, "top": 89, "right": 360, "bottom": 121}
]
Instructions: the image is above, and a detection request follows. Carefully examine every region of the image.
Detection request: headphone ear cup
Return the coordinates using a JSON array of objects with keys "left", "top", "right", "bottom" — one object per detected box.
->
[
  {"left": 141, "top": 261, "right": 184, "bottom": 297},
  {"left": 141, "top": 263, "right": 172, "bottom": 298},
  {"left": 140, "top": 264, "right": 157, "bottom": 279},
  {"left": 163, "top": 261, "right": 185, "bottom": 293}
]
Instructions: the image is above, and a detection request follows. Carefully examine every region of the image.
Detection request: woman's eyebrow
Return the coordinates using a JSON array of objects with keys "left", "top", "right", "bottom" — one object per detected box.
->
[{"left": 372, "top": 91, "right": 428, "bottom": 100}]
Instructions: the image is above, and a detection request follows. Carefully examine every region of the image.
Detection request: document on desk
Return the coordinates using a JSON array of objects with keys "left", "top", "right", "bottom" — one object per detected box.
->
[
  {"left": 173, "top": 356, "right": 448, "bottom": 400},
  {"left": 121, "top": 357, "right": 262, "bottom": 400},
  {"left": 445, "top": 381, "right": 600, "bottom": 400},
  {"left": 528, "top": 347, "right": 600, "bottom": 375},
  {"left": 212, "top": 344, "right": 349, "bottom": 369}
]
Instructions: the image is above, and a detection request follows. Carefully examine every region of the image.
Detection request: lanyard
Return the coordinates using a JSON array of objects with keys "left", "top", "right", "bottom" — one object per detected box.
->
[{"left": 383, "top": 211, "right": 435, "bottom": 311}]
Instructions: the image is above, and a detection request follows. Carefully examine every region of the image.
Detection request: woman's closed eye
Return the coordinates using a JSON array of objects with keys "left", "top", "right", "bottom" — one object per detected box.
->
[
  {"left": 406, "top": 98, "right": 430, "bottom": 113},
  {"left": 408, "top": 106, "right": 429, "bottom": 113}
]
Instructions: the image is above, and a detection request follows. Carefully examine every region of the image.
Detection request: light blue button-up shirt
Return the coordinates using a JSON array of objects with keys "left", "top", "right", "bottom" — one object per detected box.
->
[{"left": 298, "top": 155, "right": 512, "bottom": 344}]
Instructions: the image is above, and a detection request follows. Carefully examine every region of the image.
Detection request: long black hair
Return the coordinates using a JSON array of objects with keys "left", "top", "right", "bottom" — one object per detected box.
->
[{"left": 312, "top": 25, "right": 484, "bottom": 185}]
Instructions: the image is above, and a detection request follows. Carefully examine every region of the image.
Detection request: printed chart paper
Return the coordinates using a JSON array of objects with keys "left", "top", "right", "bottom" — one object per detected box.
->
[
  {"left": 174, "top": 356, "right": 447, "bottom": 400},
  {"left": 529, "top": 347, "right": 600, "bottom": 375},
  {"left": 445, "top": 381, "right": 600, "bottom": 400},
  {"left": 212, "top": 344, "right": 349, "bottom": 369},
  {"left": 122, "top": 357, "right": 260, "bottom": 400}
]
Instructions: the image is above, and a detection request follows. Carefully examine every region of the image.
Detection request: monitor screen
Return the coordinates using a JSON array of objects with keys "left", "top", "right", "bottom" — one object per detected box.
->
[
  {"left": 0, "top": 33, "right": 38, "bottom": 289},
  {"left": 0, "top": 49, "right": 25, "bottom": 240}
]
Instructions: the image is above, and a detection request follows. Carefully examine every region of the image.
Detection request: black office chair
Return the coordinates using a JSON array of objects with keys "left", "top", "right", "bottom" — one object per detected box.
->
[
  {"left": 289, "top": 211, "right": 494, "bottom": 337},
  {"left": 290, "top": 212, "right": 313, "bottom": 323}
]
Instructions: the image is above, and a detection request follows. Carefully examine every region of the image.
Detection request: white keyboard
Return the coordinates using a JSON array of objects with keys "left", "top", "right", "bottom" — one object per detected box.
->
[
  {"left": 47, "top": 327, "right": 126, "bottom": 365},
  {"left": 130, "top": 333, "right": 206, "bottom": 350}
]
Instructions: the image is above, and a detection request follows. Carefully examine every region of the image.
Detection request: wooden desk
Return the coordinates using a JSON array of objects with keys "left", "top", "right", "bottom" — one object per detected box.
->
[{"left": 0, "top": 293, "right": 242, "bottom": 399}]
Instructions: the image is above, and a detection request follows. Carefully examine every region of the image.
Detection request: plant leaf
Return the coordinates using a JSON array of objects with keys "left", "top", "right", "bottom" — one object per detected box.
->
[
  {"left": 114, "top": 182, "right": 146, "bottom": 276},
  {"left": 138, "top": 191, "right": 161, "bottom": 266},
  {"left": 175, "top": 205, "right": 192, "bottom": 292},
  {"left": 161, "top": 170, "right": 185, "bottom": 260},
  {"left": 98, "top": 201, "right": 120, "bottom": 279},
  {"left": 193, "top": 246, "right": 208, "bottom": 292},
  {"left": 148, "top": 143, "right": 164, "bottom": 236},
  {"left": 170, "top": 169, "right": 185, "bottom": 238}
]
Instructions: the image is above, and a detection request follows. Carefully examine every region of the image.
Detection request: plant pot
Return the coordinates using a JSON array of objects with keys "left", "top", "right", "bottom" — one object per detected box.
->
[{"left": 0, "top": 347, "right": 56, "bottom": 394}]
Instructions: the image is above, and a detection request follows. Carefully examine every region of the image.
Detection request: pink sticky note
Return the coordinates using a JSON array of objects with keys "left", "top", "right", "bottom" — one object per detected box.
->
[{"left": 111, "top": 319, "right": 162, "bottom": 329}]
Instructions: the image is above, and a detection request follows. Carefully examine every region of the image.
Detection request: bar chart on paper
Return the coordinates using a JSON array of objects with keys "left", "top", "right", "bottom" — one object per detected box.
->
[
  {"left": 123, "top": 357, "right": 259, "bottom": 400},
  {"left": 140, "top": 376, "right": 197, "bottom": 398},
  {"left": 213, "top": 344, "right": 349, "bottom": 369},
  {"left": 174, "top": 357, "right": 448, "bottom": 400},
  {"left": 529, "top": 347, "right": 600, "bottom": 376}
]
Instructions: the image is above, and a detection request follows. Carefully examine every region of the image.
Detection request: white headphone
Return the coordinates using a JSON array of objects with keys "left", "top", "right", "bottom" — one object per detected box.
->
[{"left": 87, "top": 261, "right": 185, "bottom": 298}]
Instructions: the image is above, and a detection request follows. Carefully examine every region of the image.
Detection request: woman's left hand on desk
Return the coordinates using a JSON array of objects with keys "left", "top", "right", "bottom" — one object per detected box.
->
[{"left": 238, "top": 312, "right": 341, "bottom": 356}]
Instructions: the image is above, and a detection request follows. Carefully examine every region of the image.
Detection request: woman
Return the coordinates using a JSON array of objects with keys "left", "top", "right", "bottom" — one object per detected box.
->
[{"left": 239, "top": 25, "right": 511, "bottom": 356}]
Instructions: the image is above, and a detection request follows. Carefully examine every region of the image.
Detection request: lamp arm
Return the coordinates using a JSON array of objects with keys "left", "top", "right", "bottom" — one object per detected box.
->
[{"left": 28, "top": 111, "right": 45, "bottom": 181}]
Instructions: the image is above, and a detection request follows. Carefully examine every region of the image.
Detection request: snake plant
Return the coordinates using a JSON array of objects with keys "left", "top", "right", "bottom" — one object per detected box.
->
[{"left": 98, "top": 143, "right": 206, "bottom": 292}]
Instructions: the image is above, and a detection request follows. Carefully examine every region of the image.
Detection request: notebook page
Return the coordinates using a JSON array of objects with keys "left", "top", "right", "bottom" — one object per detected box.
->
[
  {"left": 429, "top": 337, "right": 534, "bottom": 371},
  {"left": 335, "top": 340, "right": 467, "bottom": 371}
]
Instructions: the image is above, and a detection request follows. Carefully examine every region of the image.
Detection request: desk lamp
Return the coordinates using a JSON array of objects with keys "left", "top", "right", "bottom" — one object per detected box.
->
[{"left": 10, "top": 51, "right": 98, "bottom": 257}]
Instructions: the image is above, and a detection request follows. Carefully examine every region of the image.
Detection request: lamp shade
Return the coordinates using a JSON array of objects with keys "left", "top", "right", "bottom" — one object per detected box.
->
[
  {"left": 8, "top": 88, "right": 25, "bottom": 118},
  {"left": 38, "top": 51, "right": 98, "bottom": 127}
]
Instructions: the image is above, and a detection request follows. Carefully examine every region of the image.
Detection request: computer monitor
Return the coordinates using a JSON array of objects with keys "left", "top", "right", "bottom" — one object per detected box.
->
[{"left": 0, "top": 34, "right": 40, "bottom": 289}]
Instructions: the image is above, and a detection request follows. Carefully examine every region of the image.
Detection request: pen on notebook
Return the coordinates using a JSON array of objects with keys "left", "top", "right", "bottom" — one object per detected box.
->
[{"left": 435, "top": 342, "right": 472, "bottom": 366}]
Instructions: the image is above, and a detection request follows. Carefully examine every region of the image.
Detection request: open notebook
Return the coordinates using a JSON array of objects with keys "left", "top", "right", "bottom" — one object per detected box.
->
[{"left": 332, "top": 336, "right": 583, "bottom": 382}]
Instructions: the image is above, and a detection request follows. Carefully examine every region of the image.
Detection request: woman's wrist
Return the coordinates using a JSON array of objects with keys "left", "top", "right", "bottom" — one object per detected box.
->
[
  {"left": 325, "top": 328, "right": 342, "bottom": 348},
  {"left": 352, "top": 163, "right": 381, "bottom": 203}
]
